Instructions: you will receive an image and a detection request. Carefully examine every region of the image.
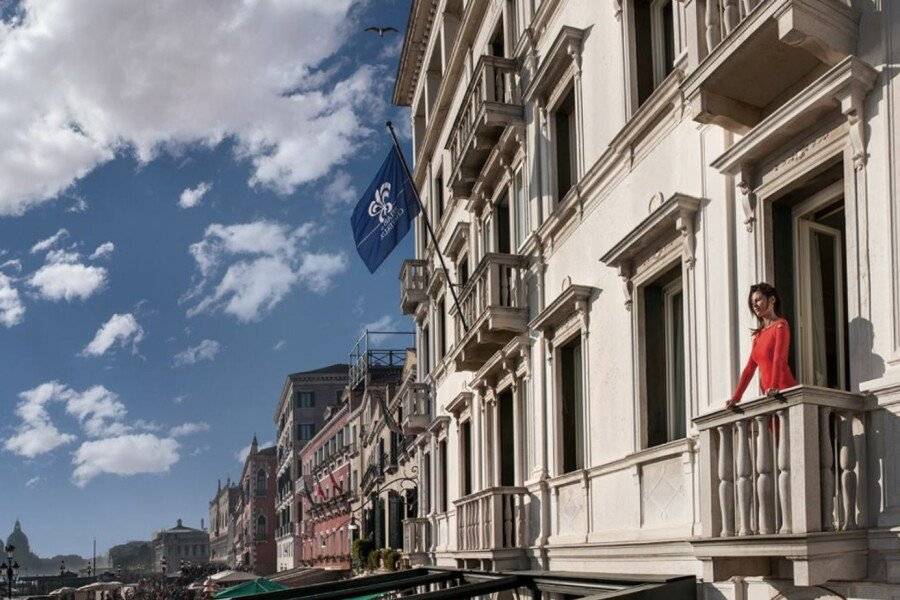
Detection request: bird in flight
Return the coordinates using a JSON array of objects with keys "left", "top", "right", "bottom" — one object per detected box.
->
[{"left": 365, "top": 26, "right": 399, "bottom": 37}]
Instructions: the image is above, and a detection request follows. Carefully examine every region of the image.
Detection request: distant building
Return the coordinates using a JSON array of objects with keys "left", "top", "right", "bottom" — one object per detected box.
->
[
  {"left": 234, "top": 435, "right": 277, "bottom": 575},
  {"left": 273, "top": 364, "right": 348, "bottom": 572},
  {"left": 208, "top": 478, "right": 240, "bottom": 566},
  {"left": 152, "top": 519, "right": 209, "bottom": 572},
  {"left": 3, "top": 519, "right": 89, "bottom": 576}
]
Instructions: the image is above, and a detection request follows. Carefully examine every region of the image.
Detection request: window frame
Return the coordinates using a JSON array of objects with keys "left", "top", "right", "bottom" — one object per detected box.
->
[
  {"left": 548, "top": 82, "right": 578, "bottom": 204},
  {"left": 553, "top": 326, "right": 586, "bottom": 475},
  {"left": 633, "top": 253, "right": 688, "bottom": 449}
]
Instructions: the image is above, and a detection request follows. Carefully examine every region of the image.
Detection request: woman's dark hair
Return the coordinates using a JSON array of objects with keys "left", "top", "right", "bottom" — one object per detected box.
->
[{"left": 748, "top": 282, "right": 784, "bottom": 335}]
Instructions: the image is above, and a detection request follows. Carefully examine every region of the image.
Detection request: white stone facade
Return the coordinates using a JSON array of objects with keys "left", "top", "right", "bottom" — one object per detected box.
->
[{"left": 393, "top": 0, "right": 900, "bottom": 597}]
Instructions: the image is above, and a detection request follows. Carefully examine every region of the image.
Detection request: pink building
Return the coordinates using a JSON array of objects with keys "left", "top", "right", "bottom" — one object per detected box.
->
[{"left": 298, "top": 400, "right": 353, "bottom": 573}]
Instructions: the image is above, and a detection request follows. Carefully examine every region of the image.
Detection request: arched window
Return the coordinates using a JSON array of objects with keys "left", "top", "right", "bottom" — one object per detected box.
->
[
  {"left": 256, "top": 469, "right": 266, "bottom": 495},
  {"left": 256, "top": 514, "right": 266, "bottom": 538}
]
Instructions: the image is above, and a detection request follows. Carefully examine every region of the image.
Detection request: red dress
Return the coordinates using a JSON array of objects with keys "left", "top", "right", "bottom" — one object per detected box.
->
[{"left": 731, "top": 318, "right": 797, "bottom": 401}]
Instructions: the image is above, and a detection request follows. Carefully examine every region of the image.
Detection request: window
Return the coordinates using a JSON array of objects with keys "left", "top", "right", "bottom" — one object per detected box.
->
[
  {"left": 772, "top": 177, "right": 848, "bottom": 390},
  {"left": 423, "top": 452, "right": 432, "bottom": 514},
  {"left": 422, "top": 325, "right": 431, "bottom": 374},
  {"left": 295, "top": 391, "right": 315, "bottom": 408},
  {"left": 256, "top": 515, "right": 266, "bottom": 536},
  {"left": 297, "top": 423, "right": 315, "bottom": 441},
  {"left": 642, "top": 265, "right": 686, "bottom": 447},
  {"left": 433, "top": 173, "right": 444, "bottom": 223},
  {"left": 438, "top": 439, "right": 448, "bottom": 512},
  {"left": 513, "top": 168, "right": 528, "bottom": 248},
  {"left": 559, "top": 336, "right": 585, "bottom": 473},
  {"left": 497, "top": 197, "right": 511, "bottom": 254},
  {"left": 628, "top": 0, "right": 677, "bottom": 108},
  {"left": 457, "top": 254, "right": 470, "bottom": 286},
  {"left": 437, "top": 298, "right": 447, "bottom": 361},
  {"left": 255, "top": 469, "right": 267, "bottom": 495},
  {"left": 554, "top": 88, "right": 577, "bottom": 200},
  {"left": 460, "top": 420, "right": 472, "bottom": 496}
]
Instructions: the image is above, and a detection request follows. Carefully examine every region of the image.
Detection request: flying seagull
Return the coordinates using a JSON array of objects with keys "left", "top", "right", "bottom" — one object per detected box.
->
[{"left": 365, "top": 26, "right": 399, "bottom": 37}]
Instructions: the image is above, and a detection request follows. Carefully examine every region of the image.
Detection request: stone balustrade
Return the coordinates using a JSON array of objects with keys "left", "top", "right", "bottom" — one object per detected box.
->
[
  {"left": 454, "top": 486, "right": 527, "bottom": 552},
  {"left": 402, "top": 517, "right": 432, "bottom": 556},
  {"left": 402, "top": 382, "right": 431, "bottom": 435},
  {"left": 693, "top": 385, "right": 867, "bottom": 585},
  {"left": 400, "top": 259, "right": 428, "bottom": 315}
]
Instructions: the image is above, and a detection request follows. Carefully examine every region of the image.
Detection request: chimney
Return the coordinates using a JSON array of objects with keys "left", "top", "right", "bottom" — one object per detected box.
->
[{"left": 201, "top": 518, "right": 205, "bottom": 530}]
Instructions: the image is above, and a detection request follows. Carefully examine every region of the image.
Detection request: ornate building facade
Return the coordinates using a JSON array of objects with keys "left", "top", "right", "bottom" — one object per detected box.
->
[
  {"left": 394, "top": 0, "right": 900, "bottom": 598},
  {"left": 234, "top": 436, "right": 277, "bottom": 575},
  {"left": 274, "top": 364, "right": 349, "bottom": 572},
  {"left": 208, "top": 478, "right": 240, "bottom": 566}
]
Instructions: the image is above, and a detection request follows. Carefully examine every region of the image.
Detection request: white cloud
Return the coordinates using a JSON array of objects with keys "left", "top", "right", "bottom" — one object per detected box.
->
[
  {"left": 4, "top": 382, "right": 77, "bottom": 457},
  {"left": 273, "top": 339, "right": 286, "bottom": 351},
  {"left": 81, "top": 313, "right": 144, "bottom": 356},
  {"left": 184, "top": 221, "right": 347, "bottom": 322},
  {"left": 1, "top": 258, "right": 22, "bottom": 272},
  {"left": 62, "top": 385, "right": 129, "bottom": 437},
  {"left": 67, "top": 196, "right": 89, "bottom": 213},
  {"left": 323, "top": 171, "right": 357, "bottom": 207},
  {"left": 172, "top": 395, "right": 187, "bottom": 405},
  {"left": 173, "top": 339, "right": 220, "bottom": 367},
  {"left": 30, "top": 229, "right": 69, "bottom": 254},
  {"left": 0, "top": 271, "right": 25, "bottom": 327},
  {"left": 72, "top": 434, "right": 180, "bottom": 487},
  {"left": 0, "top": 0, "right": 386, "bottom": 216},
  {"left": 25, "top": 476, "right": 42, "bottom": 488},
  {"left": 169, "top": 421, "right": 210, "bottom": 437},
  {"left": 28, "top": 261, "right": 107, "bottom": 301},
  {"left": 179, "top": 182, "right": 211, "bottom": 209},
  {"left": 88, "top": 241, "right": 115, "bottom": 260}
]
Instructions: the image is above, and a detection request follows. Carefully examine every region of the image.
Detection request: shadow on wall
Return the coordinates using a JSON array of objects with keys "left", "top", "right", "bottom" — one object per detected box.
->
[{"left": 850, "top": 317, "right": 885, "bottom": 388}]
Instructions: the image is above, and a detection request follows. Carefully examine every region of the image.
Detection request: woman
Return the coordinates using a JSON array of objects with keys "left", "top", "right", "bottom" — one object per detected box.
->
[{"left": 726, "top": 282, "right": 797, "bottom": 409}]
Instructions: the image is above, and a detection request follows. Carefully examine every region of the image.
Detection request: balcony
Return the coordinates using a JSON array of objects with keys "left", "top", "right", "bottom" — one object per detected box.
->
[
  {"left": 402, "top": 517, "right": 432, "bottom": 558},
  {"left": 402, "top": 383, "right": 431, "bottom": 435},
  {"left": 450, "top": 253, "right": 528, "bottom": 370},
  {"left": 400, "top": 259, "right": 429, "bottom": 315},
  {"left": 692, "top": 386, "right": 867, "bottom": 586},
  {"left": 684, "top": 0, "right": 858, "bottom": 133},
  {"left": 455, "top": 487, "right": 528, "bottom": 560},
  {"left": 447, "top": 55, "right": 523, "bottom": 197}
]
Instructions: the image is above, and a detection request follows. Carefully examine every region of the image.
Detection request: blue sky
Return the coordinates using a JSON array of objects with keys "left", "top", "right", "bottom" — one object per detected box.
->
[{"left": 0, "top": 0, "right": 413, "bottom": 557}]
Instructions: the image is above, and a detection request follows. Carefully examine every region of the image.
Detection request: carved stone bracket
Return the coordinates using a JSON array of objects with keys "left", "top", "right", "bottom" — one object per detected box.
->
[
  {"left": 738, "top": 165, "right": 757, "bottom": 233},
  {"left": 837, "top": 85, "right": 868, "bottom": 171},
  {"left": 619, "top": 264, "right": 634, "bottom": 310}
]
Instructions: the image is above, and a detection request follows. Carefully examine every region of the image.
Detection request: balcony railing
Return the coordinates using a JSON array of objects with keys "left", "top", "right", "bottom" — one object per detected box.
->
[
  {"left": 684, "top": 0, "right": 857, "bottom": 133},
  {"left": 402, "top": 383, "right": 431, "bottom": 435},
  {"left": 451, "top": 253, "right": 528, "bottom": 370},
  {"left": 402, "top": 517, "right": 432, "bottom": 556},
  {"left": 400, "top": 259, "right": 429, "bottom": 315},
  {"left": 693, "top": 385, "right": 867, "bottom": 585},
  {"left": 454, "top": 486, "right": 528, "bottom": 552},
  {"left": 447, "top": 55, "right": 523, "bottom": 197}
]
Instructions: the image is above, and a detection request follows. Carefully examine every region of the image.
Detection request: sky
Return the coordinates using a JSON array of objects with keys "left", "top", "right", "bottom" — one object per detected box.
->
[{"left": 0, "top": 0, "right": 415, "bottom": 558}]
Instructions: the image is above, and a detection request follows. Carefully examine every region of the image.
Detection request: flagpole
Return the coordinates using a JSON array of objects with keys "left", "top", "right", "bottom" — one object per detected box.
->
[{"left": 386, "top": 121, "right": 469, "bottom": 333}]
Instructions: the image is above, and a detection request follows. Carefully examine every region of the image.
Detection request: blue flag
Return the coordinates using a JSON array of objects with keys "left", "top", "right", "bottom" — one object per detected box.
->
[{"left": 352, "top": 146, "right": 420, "bottom": 273}]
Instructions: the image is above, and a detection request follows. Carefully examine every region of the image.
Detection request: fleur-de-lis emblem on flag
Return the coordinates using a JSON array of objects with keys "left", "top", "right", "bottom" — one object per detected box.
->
[{"left": 368, "top": 182, "right": 393, "bottom": 223}]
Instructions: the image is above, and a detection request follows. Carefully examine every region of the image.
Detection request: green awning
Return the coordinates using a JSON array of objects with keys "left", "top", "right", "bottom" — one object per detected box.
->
[{"left": 215, "top": 578, "right": 289, "bottom": 598}]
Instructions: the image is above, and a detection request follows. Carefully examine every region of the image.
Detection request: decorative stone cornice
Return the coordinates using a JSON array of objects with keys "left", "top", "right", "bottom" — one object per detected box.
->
[
  {"left": 600, "top": 193, "right": 702, "bottom": 308},
  {"left": 445, "top": 391, "right": 473, "bottom": 419},
  {"left": 524, "top": 26, "right": 587, "bottom": 103},
  {"left": 392, "top": 0, "right": 440, "bottom": 107},
  {"left": 530, "top": 284, "right": 596, "bottom": 340}
]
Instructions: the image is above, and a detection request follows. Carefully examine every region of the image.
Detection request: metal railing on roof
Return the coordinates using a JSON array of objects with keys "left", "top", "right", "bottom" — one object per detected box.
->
[{"left": 349, "top": 330, "right": 414, "bottom": 389}]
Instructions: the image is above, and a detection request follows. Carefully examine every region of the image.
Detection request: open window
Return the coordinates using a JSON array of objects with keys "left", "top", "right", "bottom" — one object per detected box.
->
[
  {"left": 460, "top": 419, "right": 473, "bottom": 495},
  {"left": 770, "top": 168, "right": 849, "bottom": 390}
]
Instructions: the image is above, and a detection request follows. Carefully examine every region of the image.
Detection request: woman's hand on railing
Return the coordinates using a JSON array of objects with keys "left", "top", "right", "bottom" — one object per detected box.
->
[{"left": 724, "top": 397, "right": 743, "bottom": 413}]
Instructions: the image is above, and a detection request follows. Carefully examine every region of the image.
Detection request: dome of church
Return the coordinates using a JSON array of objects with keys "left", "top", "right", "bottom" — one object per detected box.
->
[{"left": 6, "top": 520, "right": 31, "bottom": 555}]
